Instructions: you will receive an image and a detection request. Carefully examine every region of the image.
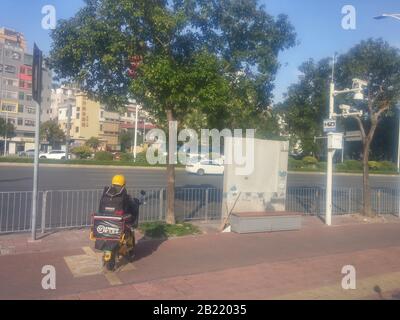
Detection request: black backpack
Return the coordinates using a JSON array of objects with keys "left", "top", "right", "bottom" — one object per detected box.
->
[{"left": 98, "top": 186, "right": 127, "bottom": 215}]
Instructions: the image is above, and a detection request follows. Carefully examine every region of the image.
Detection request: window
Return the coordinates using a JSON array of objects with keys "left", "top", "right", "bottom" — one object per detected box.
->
[
  {"left": 75, "top": 127, "right": 79, "bottom": 133},
  {"left": 3, "top": 78, "right": 18, "bottom": 87},
  {"left": 76, "top": 113, "right": 80, "bottom": 120},
  {"left": 4, "top": 65, "right": 16, "bottom": 74},
  {"left": 17, "top": 118, "right": 23, "bottom": 126},
  {"left": 18, "top": 105, "right": 24, "bottom": 113},
  {"left": 12, "top": 51, "right": 21, "bottom": 61},
  {"left": 26, "top": 107, "right": 35, "bottom": 114},
  {"left": 2, "top": 91, "right": 18, "bottom": 99},
  {"left": 24, "top": 120, "right": 35, "bottom": 127},
  {"left": 24, "top": 54, "right": 33, "bottom": 65},
  {"left": 26, "top": 95, "right": 32, "bottom": 101},
  {"left": 19, "top": 92, "right": 25, "bottom": 100},
  {"left": 1, "top": 103, "right": 17, "bottom": 112}
]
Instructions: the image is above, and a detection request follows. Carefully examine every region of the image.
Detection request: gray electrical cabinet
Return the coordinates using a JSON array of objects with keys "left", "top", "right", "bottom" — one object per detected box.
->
[{"left": 222, "top": 137, "right": 302, "bottom": 234}]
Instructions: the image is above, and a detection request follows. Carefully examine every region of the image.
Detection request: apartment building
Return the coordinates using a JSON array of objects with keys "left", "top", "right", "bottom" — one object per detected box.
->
[
  {"left": 56, "top": 89, "right": 157, "bottom": 152},
  {"left": 58, "top": 93, "right": 121, "bottom": 150},
  {"left": 0, "top": 27, "right": 52, "bottom": 154},
  {"left": 99, "top": 109, "right": 120, "bottom": 151},
  {"left": 49, "top": 85, "right": 79, "bottom": 122},
  {"left": 120, "top": 104, "right": 156, "bottom": 136}
]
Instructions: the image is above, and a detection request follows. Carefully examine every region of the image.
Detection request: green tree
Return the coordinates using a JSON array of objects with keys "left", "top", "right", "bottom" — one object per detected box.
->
[
  {"left": 335, "top": 39, "right": 400, "bottom": 216},
  {"left": 85, "top": 137, "right": 101, "bottom": 151},
  {"left": 40, "top": 121, "right": 66, "bottom": 148},
  {"left": 277, "top": 58, "right": 331, "bottom": 157},
  {"left": 49, "top": 0, "right": 296, "bottom": 224},
  {"left": 0, "top": 118, "right": 16, "bottom": 154}
]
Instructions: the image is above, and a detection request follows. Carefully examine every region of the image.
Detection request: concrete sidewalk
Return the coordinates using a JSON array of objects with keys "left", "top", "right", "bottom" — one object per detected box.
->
[{"left": 1, "top": 216, "right": 400, "bottom": 300}]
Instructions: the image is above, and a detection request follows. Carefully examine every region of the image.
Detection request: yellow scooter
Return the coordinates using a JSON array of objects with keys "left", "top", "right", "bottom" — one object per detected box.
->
[{"left": 90, "top": 191, "right": 145, "bottom": 271}]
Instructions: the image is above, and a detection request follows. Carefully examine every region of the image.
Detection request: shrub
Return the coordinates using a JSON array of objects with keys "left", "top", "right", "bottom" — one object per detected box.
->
[
  {"left": 94, "top": 151, "right": 113, "bottom": 161},
  {"left": 336, "top": 160, "right": 363, "bottom": 171},
  {"left": 71, "top": 145, "right": 92, "bottom": 159},
  {"left": 378, "top": 161, "right": 396, "bottom": 172},
  {"left": 368, "top": 161, "right": 381, "bottom": 170},
  {"left": 317, "top": 161, "right": 327, "bottom": 170},
  {"left": 302, "top": 156, "right": 318, "bottom": 167},
  {"left": 120, "top": 153, "right": 134, "bottom": 162},
  {"left": 288, "top": 157, "right": 303, "bottom": 169}
]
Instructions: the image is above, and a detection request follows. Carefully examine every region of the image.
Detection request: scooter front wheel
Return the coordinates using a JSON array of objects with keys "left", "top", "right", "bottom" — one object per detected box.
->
[
  {"left": 105, "top": 259, "right": 115, "bottom": 271},
  {"left": 103, "top": 251, "right": 116, "bottom": 271}
]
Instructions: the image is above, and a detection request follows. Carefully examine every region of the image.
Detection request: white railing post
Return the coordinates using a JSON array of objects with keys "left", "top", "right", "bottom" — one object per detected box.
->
[
  {"left": 41, "top": 191, "right": 48, "bottom": 234},
  {"left": 205, "top": 189, "right": 209, "bottom": 221},
  {"left": 159, "top": 188, "right": 164, "bottom": 221}
]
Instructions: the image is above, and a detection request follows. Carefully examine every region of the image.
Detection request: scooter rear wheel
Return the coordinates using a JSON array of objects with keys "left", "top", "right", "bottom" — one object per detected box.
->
[{"left": 105, "top": 257, "right": 116, "bottom": 271}]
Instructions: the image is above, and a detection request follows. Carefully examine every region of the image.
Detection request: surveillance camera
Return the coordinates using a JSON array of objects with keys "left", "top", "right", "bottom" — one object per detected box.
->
[
  {"left": 339, "top": 104, "right": 351, "bottom": 113},
  {"left": 352, "top": 78, "right": 368, "bottom": 89}
]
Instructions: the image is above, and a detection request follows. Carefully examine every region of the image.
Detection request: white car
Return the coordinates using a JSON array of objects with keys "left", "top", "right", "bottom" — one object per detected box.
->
[
  {"left": 186, "top": 159, "right": 224, "bottom": 176},
  {"left": 39, "top": 150, "right": 66, "bottom": 160}
]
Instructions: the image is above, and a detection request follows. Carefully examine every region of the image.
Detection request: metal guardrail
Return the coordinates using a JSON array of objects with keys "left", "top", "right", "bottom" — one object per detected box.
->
[{"left": 0, "top": 187, "right": 399, "bottom": 234}]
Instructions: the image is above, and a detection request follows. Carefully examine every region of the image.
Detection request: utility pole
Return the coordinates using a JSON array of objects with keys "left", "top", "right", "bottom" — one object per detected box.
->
[
  {"left": 66, "top": 104, "right": 72, "bottom": 160},
  {"left": 325, "top": 54, "right": 337, "bottom": 226},
  {"left": 325, "top": 54, "right": 365, "bottom": 226},
  {"left": 133, "top": 105, "right": 139, "bottom": 161},
  {"left": 3, "top": 112, "right": 8, "bottom": 156}
]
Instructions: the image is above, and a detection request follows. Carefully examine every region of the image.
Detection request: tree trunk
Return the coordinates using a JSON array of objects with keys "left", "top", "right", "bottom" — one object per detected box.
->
[
  {"left": 166, "top": 109, "right": 176, "bottom": 225},
  {"left": 362, "top": 139, "right": 372, "bottom": 217}
]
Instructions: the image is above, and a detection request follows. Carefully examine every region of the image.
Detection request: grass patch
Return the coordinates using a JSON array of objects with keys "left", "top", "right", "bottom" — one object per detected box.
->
[
  {"left": 0, "top": 157, "right": 176, "bottom": 168},
  {"left": 0, "top": 156, "right": 185, "bottom": 168},
  {"left": 139, "top": 221, "right": 202, "bottom": 239}
]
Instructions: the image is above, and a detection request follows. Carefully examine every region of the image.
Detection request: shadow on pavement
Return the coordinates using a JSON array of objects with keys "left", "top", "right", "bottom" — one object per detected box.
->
[{"left": 132, "top": 237, "right": 167, "bottom": 263}]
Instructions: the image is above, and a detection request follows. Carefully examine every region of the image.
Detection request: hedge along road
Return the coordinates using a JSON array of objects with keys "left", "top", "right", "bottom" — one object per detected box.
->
[{"left": 0, "top": 164, "right": 398, "bottom": 192}]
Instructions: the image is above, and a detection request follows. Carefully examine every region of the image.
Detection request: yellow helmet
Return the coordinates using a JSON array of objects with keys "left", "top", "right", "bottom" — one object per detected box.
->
[{"left": 112, "top": 175, "right": 126, "bottom": 187}]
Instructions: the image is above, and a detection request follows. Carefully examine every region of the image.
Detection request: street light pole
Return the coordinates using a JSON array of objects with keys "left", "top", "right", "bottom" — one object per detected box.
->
[
  {"left": 326, "top": 79, "right": 336, "bottom": 226},
  {"left": 325, "top": 55, "right": 338, "bottom": 226},
  {"left": 133, "top": 105, "right": 139, "bottom": 161},
  {"left": 66, "top": 104, "right": 72, "bottom": 160},
  {"left": 3, "top": 112, "right": 8, "bottom": 156}
]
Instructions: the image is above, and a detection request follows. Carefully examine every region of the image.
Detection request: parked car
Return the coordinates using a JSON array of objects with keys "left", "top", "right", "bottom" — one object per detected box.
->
[
  {"left": 18, "top": 149, "right": 36, "bottom": 158},
  {"left": 39, "top": 150, "right": 66, "bottom": 160},
  {"left": 185, "top": 159, "right": 224, "bottom": 176}
]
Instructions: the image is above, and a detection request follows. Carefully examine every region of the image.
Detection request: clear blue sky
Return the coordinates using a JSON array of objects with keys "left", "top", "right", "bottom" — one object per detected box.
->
[{"left": 0, "top": 0, "right": 399, "bottom": 103}]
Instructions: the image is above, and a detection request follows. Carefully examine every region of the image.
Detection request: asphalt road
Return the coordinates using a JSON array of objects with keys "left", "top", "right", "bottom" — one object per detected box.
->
[{"left": 0, "top": 164, "right": 398, "bottom": 192}]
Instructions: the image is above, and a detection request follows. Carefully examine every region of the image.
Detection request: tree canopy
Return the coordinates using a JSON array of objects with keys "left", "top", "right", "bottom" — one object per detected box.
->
[
  {"left": 40, "top": 121, "right": 66, "bottom": 148},
  {"left": 85, "top": 137, "right": 101, "bottom": 150},
  {"left": 0, "top": 118, "right": 16, "bottom": 139},
  {"left": 49, "top": 0, "right": 296, "bottom": 129},
  {"left": 277, "top": 58, "right": 331, "bottom": 156}
]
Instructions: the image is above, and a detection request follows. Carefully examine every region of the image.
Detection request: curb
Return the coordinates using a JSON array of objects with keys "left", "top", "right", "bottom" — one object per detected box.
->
[
  {"left": 0, "top": 162, "right": 185, "bottom": 171},
  {"left": 288, "top": 171, "right": 400, "bottom": 178}
]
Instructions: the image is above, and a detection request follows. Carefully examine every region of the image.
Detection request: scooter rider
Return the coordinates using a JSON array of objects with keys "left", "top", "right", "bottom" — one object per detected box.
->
[{"left": 98, "top": 175, "right": 139, "bottom": 228}]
